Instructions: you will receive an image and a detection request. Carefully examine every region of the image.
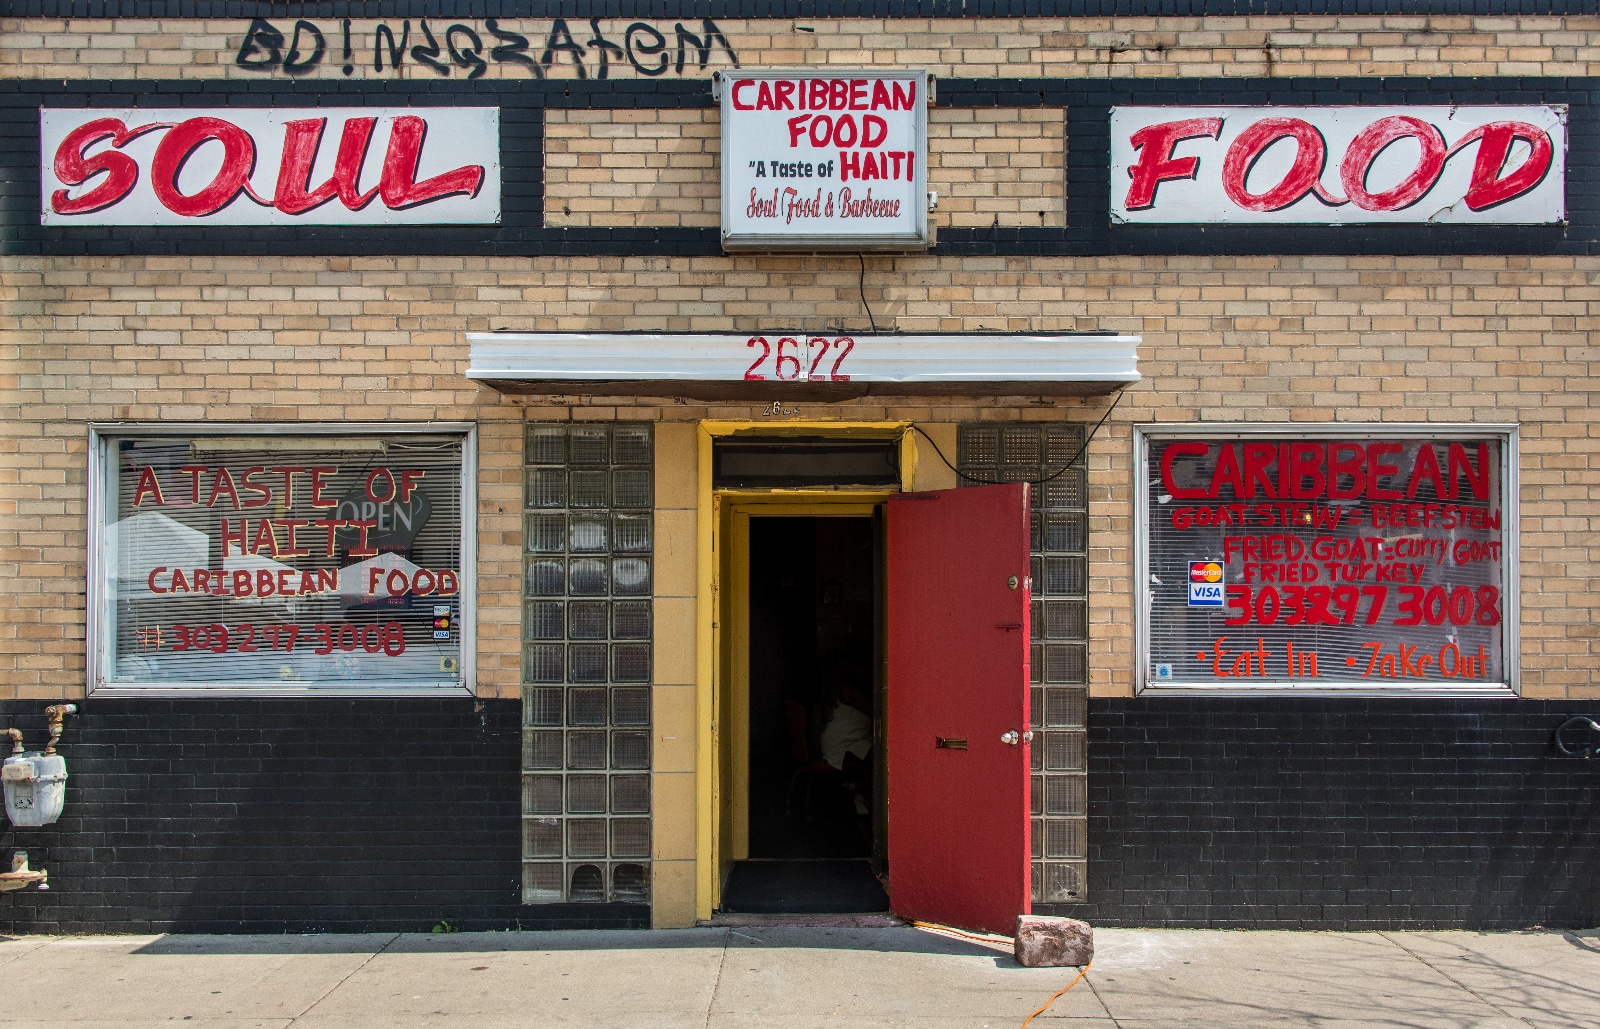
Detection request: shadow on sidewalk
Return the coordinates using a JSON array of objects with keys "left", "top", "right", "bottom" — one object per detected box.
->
[{"left": 129, "top": 924, "right": 1012, "bottom": 959}]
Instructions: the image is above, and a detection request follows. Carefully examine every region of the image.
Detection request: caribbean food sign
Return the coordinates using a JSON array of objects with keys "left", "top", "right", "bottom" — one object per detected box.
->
[
  {"left": 717, "top": 68, "right": 929, "bottom": 251},
  {"left": 1137, "top": 427, "right": 1516, "bottom": 696},
  {"left": 41, "top": 107, "right": 500, "bottom": 225},
  {"left": 1111, "top": 106, "right": 1566, "bottom": 224},
  {"left": 90, "top": 429, "right": 472, "bottom": 695}
]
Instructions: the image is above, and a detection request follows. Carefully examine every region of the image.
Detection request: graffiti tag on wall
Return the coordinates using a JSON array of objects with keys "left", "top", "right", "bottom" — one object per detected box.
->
[{"left": 235, "top": 17, "right": 740, "bottom": 79}]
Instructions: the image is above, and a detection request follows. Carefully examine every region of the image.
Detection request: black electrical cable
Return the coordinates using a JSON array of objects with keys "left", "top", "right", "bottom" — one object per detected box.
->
[
  {"left": 1554, "top": 715, "right": 1600, "bottom": 758},
  {"left": 909, "top": 389, "right": 1125, "bottom": 488},
  {"left": 858, "top": 252, "right": 880, "bottom": 334}
]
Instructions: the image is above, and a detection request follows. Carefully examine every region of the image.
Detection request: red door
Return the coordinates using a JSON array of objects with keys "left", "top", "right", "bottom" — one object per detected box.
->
[{"left": 886, "top": 482, "right": 1032, "bottom": 935}]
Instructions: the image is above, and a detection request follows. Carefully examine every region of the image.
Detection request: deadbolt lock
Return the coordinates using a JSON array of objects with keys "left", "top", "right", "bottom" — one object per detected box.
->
[
  {"left": 1000, "top": 730, "right": 1034, "bottom": 746},
  {"left": 1006, "top": 575, "right": 1032, "bottom": 591},
  {"left": 1008, "top": 575, "right": 1018, "bottom": 589}
]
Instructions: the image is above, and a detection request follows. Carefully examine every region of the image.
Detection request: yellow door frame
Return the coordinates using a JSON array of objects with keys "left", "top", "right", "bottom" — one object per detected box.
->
[{"left": 694, "top": 420, "right": 915, "bottom": 920}]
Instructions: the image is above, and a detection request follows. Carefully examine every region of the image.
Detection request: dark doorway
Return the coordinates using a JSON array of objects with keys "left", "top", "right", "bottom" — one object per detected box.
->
[{"left": 727, "top": 515, "right": 888, "bottom": 914}]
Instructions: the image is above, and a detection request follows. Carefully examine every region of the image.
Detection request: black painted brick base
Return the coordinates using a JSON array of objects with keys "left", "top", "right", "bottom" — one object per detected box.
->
[
  {"left": 0, "top": 699, "right": 646, "bottom": 934},
  {"left": 1050, "top": 698, "right": 1600, "bottom": 930},
  {"left": 3, "top": 697, "right": 1596, "bottom": 933}
]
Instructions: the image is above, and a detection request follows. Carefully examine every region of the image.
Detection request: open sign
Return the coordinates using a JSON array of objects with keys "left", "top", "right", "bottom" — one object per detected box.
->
[{"left": 1111, "top": 105, "right": 1565, "bottom": 225}]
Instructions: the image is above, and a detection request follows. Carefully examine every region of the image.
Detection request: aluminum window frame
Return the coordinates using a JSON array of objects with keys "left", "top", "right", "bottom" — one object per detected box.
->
[
  {"left": 1134, "top": 422, "right": 1520, "bottom": 698},
  {"left": 87, "top": 422, "right": 478, "bottom": 698}
]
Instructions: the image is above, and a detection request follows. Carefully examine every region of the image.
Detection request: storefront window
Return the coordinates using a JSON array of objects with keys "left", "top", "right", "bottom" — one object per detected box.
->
[
  {"left": 89, "top": 425, "right": 475, "bottom": 696},
  {"left": 1137, "top": 425, "right": 1517, "bottom": 696}
]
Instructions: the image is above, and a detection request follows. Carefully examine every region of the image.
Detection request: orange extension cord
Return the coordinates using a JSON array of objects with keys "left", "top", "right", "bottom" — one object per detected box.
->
[
  {"left": 1018, "top": 962, "right": 1092, "bottom": 1028},
  {"left": 907, "top": 921, "right": 1093, "bottom": 1029}
]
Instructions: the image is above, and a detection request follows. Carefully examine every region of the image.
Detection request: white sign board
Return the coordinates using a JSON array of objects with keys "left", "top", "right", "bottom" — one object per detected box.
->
[
  {"left": 41, "top": 107, "right": 500, "bottom": 225},
  {"left": 1110, "top": 106, "right": 1566, "bottom": 224},
  {"left": 718, "top": 69, "right": 929, "bottom": 251},
  {"left": 466, "top": 331, "right": 1139, "bottom": 395}
]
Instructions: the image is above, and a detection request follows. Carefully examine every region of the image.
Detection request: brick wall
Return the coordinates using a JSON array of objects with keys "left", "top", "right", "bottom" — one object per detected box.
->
[
  {"left": 1074, "top": 698, "right": 1600, "bottom": 929},
  {"left": 3, "top": 8, "right": 1598, "bottom": 932},
  {"left": 544, "top": 110, "right": 720, "bottom": 229},
  {"left": 0, "top": 698, "right": 657, "bottom": 933},
  {"left": 544, "top": 107, "right": 1066, "bottom": 229},
  {"left": 3, "top": 695, "right": 1594, "bottom": 933},
  {"left": 5, "top": 253, "right": 1599, "bottom": 701},
  {"left": 0, "top": 16, "right": 1595, "bottom": 81}
]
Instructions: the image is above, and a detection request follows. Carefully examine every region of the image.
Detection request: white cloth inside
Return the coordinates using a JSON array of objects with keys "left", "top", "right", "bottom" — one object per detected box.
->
[{"left": 820, "top": 702, "right": 872, "bottom": 769}]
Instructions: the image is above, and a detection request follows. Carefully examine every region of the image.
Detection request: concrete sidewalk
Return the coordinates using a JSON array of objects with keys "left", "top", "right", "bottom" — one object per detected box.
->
[{"left": 0, "top": 924, "right": 1596, "bottom": 1029}]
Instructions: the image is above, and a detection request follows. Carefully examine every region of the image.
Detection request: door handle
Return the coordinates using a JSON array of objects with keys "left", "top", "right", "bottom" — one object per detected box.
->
[{"left": 1000, "top": 730, "right": 1034, "bottom": 746}]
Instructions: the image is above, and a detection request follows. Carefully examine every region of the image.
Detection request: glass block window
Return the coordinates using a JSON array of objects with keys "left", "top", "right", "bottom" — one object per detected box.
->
[
  {"left": 958, "top": 423, "right": 1088, "bottom": 904},
  {"left": 522, "top": 423, "right": 653, "bottom": 905}
]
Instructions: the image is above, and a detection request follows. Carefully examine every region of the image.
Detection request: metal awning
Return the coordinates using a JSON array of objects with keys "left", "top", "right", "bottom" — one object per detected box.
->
[{"left": 465, "top": 331, "right": 1141, "bottom": 400}]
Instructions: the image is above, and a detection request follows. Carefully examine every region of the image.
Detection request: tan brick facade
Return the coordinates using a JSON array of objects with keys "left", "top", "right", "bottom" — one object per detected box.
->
[
  {"left": 2, "top": 16, "right": 1596, "bottom": 80},
  {"left": 5, "top": 253, "right": 1598, "bottom": 701},
  {"left": 3, "top": 4, "right": 1598, "bottom": 934},
  {"left": 545, "top": 110, "right": 722, "bottom": 228},
  {"left": 544, "top": 106, "right": 1066, "bottom": 229}
]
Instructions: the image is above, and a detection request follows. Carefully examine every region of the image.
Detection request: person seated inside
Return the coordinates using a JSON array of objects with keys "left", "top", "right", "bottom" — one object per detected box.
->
[{"left": 819, "top": 675, "right": 873, "bottom": 818}]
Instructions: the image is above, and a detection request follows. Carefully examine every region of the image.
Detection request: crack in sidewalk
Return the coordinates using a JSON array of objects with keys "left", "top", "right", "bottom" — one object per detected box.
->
[
  {"left": 0, "top": 936, "right": 53, "bottom": 970},
  {"left": 283, "top": 932, "right": 401, "bottom": 1026},
  {"left": 1378, "top": 932, "right": 1539, "bottom": 1029},
  {"left": 1082, "top": 970, "right": 1124, "bottom": 1028},
  {"left": 702, "top": 927, "right": 732, "bottom": 1029}
]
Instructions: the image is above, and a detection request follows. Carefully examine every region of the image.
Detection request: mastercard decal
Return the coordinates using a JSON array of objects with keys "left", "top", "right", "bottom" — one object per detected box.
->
[{"left": 1187, "top": 561, "right": 1225, "bottom": 607}]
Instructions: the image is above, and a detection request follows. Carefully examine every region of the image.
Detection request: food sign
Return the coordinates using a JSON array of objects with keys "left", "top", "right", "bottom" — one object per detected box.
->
[
  {"left": 1111, "top": 106, "right": 1566, "bottom": 225},
  {"left": 718, "top": 69, "right": 929, "bottom": 251},
  {"left": 1139, "top": 428, "right": 1516, "bottom": 695},
  {"left": 92, "top": 431, "right": 469, "bottom": 694}
]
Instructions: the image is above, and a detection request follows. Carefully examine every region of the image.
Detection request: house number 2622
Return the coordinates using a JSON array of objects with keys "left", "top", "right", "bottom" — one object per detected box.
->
[{"left": 743, "top": 335, "right": 855, "bottom": 381}]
